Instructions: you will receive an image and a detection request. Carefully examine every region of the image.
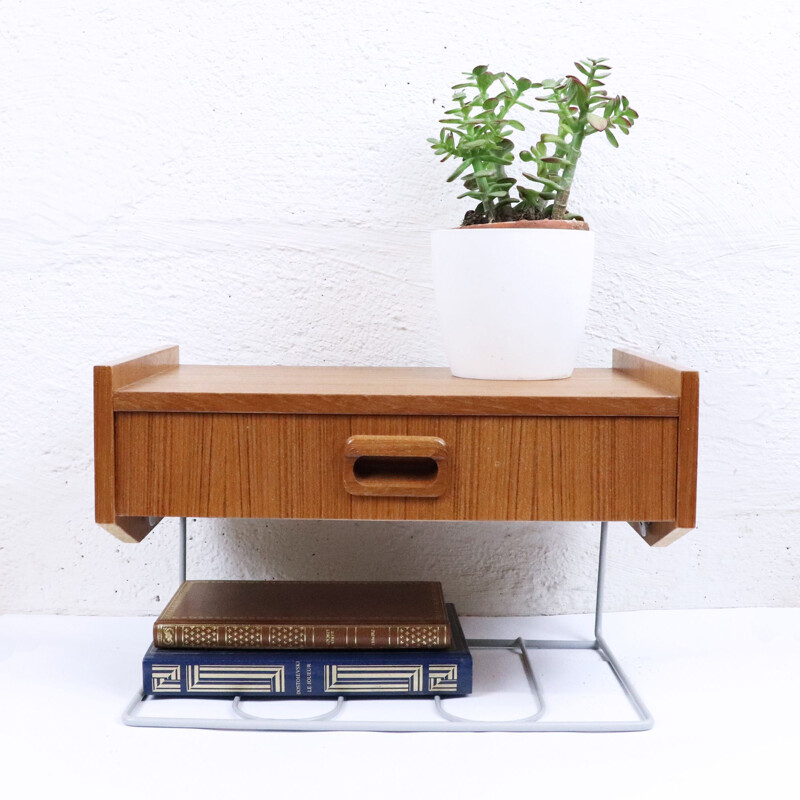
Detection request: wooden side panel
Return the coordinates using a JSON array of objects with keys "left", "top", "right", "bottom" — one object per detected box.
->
[
  {"left": 115, "top": 413, "right": 677, "bottom": 522},
  {"left": 94, "top": 345, "right": 179, "bottom": 541},
  {"left": 676, "top": 369, "right": 699, "bottom": 529},
  {"left": 94, "top": 365, "right": 116, "bottom": 526},
  {"left": 614, "top": 349, "right": 699, "bottom": 544}
]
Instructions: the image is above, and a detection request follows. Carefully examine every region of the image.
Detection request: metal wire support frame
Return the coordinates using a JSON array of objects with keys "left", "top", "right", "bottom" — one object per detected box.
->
[{"left": 122, "top": 520, "right": 654, "bottom": 732}]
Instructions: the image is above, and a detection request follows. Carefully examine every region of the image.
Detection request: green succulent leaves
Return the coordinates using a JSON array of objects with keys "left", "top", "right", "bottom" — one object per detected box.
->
[
  {"left": 428, "top": 66, "right": 534, "bottom": 224},
  {"left": 429, "top": 58, "right": 637, "bottom": 224}
]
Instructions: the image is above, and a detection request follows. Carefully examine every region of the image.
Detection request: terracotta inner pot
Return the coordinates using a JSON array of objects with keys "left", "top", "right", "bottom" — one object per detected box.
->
[{"left": 459, "top": 219, "right": 590, "bottom": 231}]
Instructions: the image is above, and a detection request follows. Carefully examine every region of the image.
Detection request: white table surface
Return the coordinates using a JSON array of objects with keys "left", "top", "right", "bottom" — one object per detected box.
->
[{"left": 1, "top": 608, "right": 798, "bottom": 798}]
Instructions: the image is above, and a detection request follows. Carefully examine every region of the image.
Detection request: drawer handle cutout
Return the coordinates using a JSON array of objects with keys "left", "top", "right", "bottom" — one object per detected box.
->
[
  {"left": 343, "top": 436, "right": 449, "bottom": 498},
  {"left": 353, "top": 455, "right": 439, "bottom": 483}
]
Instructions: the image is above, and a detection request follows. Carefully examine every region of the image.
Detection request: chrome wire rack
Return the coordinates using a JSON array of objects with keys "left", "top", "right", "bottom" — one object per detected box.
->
[{"left": 122, "top": 521, "right": 653, "bottom": 733}]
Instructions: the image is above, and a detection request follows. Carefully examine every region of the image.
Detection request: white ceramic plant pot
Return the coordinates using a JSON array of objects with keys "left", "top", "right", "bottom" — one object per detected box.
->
[{"left": 432, "top": 221, "right": 595, "bottom": 380}]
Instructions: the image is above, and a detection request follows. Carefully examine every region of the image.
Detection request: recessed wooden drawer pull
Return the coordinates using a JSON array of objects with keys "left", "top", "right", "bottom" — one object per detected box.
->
[{"left": 343, "top": 435, "right": 450, "bottom": 497}]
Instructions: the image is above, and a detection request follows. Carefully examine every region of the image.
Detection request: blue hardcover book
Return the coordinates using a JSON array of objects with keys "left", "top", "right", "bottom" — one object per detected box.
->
[{"left": 143, "top": 604, "right": 471, "bottom": 698}]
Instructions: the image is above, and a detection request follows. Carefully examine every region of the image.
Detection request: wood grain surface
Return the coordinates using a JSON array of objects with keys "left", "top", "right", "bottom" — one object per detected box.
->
[
  {"left": 96, "top": 346, "right": 699, "bottom": 545},
  {"left": 612, "top": 348, "right": 684, "bottom": 396},
  {"left": 114, "top": 413, "right": 678, "bottom": 522},
  {"left": 675, "top": 369, "right": 700, "bottom": 530},
  {"left": 342, "top": 435, "right": 450, "bottom": 497},
  {"left": 112, "top": 365, "right": 680, "bottom": 417},
  {"left": 614, "top": 348, "right": 699, "bottom": 542},
  {"left": 94, "top": 345, "right": 179, "bottom": 541}
]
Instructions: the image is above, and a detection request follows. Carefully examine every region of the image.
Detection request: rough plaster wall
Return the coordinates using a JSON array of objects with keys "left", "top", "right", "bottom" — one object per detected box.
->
[{"left": 1, "top": 1, "right": 798, "bottom": 615}]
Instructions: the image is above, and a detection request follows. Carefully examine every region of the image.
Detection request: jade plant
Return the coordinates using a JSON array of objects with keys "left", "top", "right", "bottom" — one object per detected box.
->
[{"left": 428, "top": 58, "right": 637, "bottom": 225}]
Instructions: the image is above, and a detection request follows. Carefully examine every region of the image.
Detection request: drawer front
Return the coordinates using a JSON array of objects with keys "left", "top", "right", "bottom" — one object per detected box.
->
[{"left": 115, "top": 413, "right": 677, "bottom": 521}]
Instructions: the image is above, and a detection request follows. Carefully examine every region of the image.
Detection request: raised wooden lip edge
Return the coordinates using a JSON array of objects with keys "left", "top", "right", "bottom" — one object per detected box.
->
[{"left": 95, "top": 345, "right": 698, "bottom": 546}]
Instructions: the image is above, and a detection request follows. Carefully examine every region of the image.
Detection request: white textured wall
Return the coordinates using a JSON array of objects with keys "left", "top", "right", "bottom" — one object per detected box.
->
[{"left": 1, "top": 0, "right": 798, "bottom": 615}]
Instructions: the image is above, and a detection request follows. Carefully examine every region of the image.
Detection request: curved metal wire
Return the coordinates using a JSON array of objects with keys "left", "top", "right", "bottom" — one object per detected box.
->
[
  {"left": 434, "top": 637, "right": 545, "bottom": 723},
  {"left": 232, "top": 695, "right": 345, "bottom": 722}
]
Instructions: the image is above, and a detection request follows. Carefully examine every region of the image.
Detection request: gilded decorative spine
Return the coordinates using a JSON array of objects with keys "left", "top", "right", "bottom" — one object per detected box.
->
[{"left": 153, "top": 622, "right": 450, "bottom": 650}]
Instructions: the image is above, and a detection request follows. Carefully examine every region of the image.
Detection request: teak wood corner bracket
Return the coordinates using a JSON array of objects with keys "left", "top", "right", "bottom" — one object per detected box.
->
[{"left": 94, "top": 346, "right": 698, "bottom": 546}]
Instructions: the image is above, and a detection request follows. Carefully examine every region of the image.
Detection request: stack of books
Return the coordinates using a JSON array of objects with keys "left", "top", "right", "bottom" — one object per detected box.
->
[{"left": 143, "top": 580, "right": 472, "bottom": 698}]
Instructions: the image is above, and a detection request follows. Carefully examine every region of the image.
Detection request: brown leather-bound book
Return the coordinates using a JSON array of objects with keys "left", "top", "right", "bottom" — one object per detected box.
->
[{"left": 153, "top": 580, "right": 451, "bottom": 650}]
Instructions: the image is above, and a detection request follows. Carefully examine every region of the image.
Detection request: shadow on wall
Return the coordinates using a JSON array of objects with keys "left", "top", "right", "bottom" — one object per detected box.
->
[{"left": 180, "top": 518, "right": 605, "bottom": 617}]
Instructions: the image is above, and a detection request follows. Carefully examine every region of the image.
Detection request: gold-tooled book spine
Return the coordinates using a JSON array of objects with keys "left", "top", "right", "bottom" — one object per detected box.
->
[{"left": 153, "top": 623, "right": 451, "bottom": 650}]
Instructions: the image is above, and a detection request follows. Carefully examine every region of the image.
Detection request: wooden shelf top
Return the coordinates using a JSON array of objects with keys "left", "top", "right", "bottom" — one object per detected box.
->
[{"left": 113, "top": 364, "right": 680, "bottom": 416}]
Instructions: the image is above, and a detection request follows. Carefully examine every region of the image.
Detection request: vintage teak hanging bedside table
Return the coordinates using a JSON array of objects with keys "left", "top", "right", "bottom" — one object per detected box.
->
[{"left": 94, "top": 345, "right": 698, "bottom": 732}]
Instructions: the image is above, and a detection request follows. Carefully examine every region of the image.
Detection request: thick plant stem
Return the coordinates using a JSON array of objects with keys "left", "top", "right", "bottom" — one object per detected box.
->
[
  {"left": 549, "top": 61, "right": 607, "bottom": 220},
  {"left": 474, "top": 159, "right": 496, "bottom": 221},
  {"left": 551, "top": 132, "right": 584, "bottom": 220}
]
